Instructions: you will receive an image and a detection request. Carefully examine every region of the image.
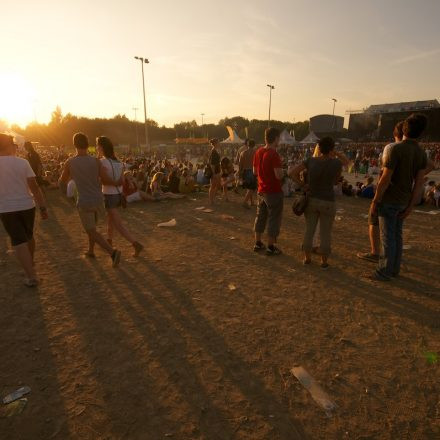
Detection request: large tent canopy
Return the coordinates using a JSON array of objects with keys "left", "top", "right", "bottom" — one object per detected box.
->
[
  {"left": 279, "top": 129, "right": 297, "bottom": 146},
  {"left": 221, "top": 126, "right": 244, "bottom": 144},
  {"left": 300, "top": 131, "right": 320, "bottom": 144}
]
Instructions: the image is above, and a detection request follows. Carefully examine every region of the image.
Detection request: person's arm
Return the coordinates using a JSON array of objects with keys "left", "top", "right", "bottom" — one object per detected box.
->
[
  {"left": 399, "top": 168, "right": 430, "bottom": 219},
  {"left": 27, "top": 177, "right": 48, "bottom": 219},
  {"left": 370, "top": 167, "right": 394, "bottom": 215},
  {"left": 98, "top": 160, "right": 122, "bottom": 186},
  {"left": 288, "top": 163, "right": 307, "bottom": 186},
  {"left": 274, "top": 168, "right": 284, "bottom": 180},
  {"left": 58, "top": 160, "right": 71, "bottom": 185},
  {"left": 332, "top": 151, "right": 350, "bottom": 167}
]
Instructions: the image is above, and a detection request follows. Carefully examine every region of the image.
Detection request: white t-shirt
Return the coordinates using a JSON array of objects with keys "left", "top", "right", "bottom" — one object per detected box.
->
[
  {"left": 100, "top": 158, "right": 123, "bottom": 195},
  {"left": 0, "top": 156, "right": 36, "bottom": 213}
]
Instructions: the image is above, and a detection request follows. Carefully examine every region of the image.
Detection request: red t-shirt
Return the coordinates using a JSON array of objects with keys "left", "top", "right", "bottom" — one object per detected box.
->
[{"left": 253, "top": 147, "right": 282, "bottom": 193}]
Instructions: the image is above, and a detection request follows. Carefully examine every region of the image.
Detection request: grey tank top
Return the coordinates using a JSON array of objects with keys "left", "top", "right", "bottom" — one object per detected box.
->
[{"left": 69, "top": 156, "right": 103, "bottom": 207}]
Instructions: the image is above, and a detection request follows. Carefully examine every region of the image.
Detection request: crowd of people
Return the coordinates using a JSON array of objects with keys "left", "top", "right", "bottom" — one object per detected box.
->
[{"left": 0, "top": 112, "right": 438, "bottom": 286}]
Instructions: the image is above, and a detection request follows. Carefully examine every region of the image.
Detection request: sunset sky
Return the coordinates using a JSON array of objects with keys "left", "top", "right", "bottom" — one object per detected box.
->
[{"left": 1, "top": 0, "right": 440, "bottom": 128}]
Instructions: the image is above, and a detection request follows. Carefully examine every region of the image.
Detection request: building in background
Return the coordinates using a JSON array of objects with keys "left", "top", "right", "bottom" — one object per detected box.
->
[
  {"left": 347, "top": 100, "right": 440, "bottom": 141},
  {"left": 309, "top": 114, "right": 344, "bottom": 135}
]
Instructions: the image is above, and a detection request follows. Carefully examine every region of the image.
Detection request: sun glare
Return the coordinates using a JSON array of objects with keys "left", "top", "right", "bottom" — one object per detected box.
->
[{"left": 0, "top": 74, "right": 35, "bottom": 127}]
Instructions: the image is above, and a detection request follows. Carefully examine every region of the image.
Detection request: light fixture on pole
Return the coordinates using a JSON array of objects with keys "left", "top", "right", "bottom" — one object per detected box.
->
[
  {"left": 132, "top": 107, "right": 139, "bottom": 149},
  {"left": 134, "top": 56, "right": 150, "bottom": 152},
  {"left": 201, "top": 113, "right": 205, "bottom": 126},
  {"left": 331, "top": 98, "right": 338, "bottom": 129},
  {"left": 332, "top": 98, "right": 337, "bottom": 116},
  {"left": 267, "top": 84, "right": 275, "bottom": 127}
]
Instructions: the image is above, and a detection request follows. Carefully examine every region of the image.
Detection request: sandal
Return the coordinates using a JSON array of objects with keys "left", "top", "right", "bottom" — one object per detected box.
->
[
  {"left": 357, "top": 252, "right": 379, "bottom": 263},
  {"left": 133, "top": 242, "right": 144, "bottom": 257},
  {"left": 24, "top": 278, "right": 39, "bottom": 288},
  {"left": 303, "top": 259, "right": 312, "bottom": 265}
]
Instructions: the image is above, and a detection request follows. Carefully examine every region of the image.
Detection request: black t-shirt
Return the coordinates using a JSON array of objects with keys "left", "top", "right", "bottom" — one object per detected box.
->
[
  {"left": 382, "top": 139, "right": 427, "bottom": 205},
  {"left": 27, "top": 151, "right": 42, "bottom": 177},
  {"left": 209, "top": 148, "right": 221, "bottom": 174},
  {"left": 304, "top": 157, "right": 342, "bottom": 202}
]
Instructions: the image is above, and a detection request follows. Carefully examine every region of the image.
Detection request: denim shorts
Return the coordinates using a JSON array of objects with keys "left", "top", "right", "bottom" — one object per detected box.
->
[{"left": 104, "top": 194, "right": 122, "bottom": 209}]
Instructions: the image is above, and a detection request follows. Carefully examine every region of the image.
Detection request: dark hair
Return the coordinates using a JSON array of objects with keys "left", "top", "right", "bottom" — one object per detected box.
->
[
  {"left": 73, "top": 132, "right": 89, "bottom": 149},
  {"left": 265, "top": 127, "right": 280, "bottom": 145},
  {"left": 209, "top": 138, "right": 218, "bottom": 147},
  {"left": 393, "top": 121, "right": 404, "bottom": 140},
  {"left": 24, "top": 141, "right": 33, "bottom": 152},
  {"left": 0, "top": 133, "right": 14, "bottom": 151},
  {"left": 244, "top": 138, "right": 249, "bottom": 146},
  {"left": 403, "top": 113, "right": 427, "bottom": 139},
  {"left": 96, "top": 136, "right": 117, "bottom": 160},
  {"left": 318, "top": 136, "right": 335, "bottom": 155},
  {"left": 248, "top": 139, "right": 256, "bottom": 148}
]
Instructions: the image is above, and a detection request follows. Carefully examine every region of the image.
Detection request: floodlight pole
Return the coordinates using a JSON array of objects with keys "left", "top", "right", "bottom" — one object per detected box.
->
[
  {"left": 332, "top": 98, "right": 338, "bottom": 129},
  {"left": 132, "top": 107, "right": 139, "bottom": 149},
  {"left": 267, "top": 84, "right": 275, "bottom": 127},
  {"left": 134, "top": 56, "right": 150, "bottom": 152},
  {"left": 332, "top": 98, "right": 337, "bottom": 116}
]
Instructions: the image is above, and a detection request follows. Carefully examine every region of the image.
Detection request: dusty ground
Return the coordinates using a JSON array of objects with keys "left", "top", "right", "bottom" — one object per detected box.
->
[{"left": 0, "top": 187, "right": 439, "bottom": 440}]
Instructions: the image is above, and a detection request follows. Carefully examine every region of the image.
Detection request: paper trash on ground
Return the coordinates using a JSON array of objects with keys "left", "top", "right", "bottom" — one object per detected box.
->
[
  {"left": 195, "top": 207, "right": 205, "bottom": 210},
  {"left": 157, "top": 219, "right": 177, "bottom": 227},
  {"left": 228, "top": 283, "right": 237, "bottom": 291},
  {"left": 291, "top": 366, "right": 337, "bottom": 417},
  {"left": 202, "top": 209, "right": 214, "bottom": 213},
  {"left": 414, "top": 210, "right": 439, "bottom": 215},
  {"left": 2, "top": 386, "right": 31, "bottom": 405}
]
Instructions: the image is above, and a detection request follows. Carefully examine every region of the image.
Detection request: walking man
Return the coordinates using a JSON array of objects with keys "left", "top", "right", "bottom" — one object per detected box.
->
[
  {"left": 253, "top": 128, "right": 284, "bottom": 255},
  {"left": 0, "top": 134, "right": 48, "bottom": 287},
  {"left": 59, "top": 132, "right": 122, "bottom": 266}
]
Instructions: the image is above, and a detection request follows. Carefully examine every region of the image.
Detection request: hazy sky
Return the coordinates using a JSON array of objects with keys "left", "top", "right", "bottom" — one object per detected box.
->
[{"left": 1, "top": 0, "right": 440, "bottom": 127}]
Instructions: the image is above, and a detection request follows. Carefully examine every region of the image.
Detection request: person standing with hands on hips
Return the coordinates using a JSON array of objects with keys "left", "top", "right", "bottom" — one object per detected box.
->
[
  {"left": 253, "top": 127, "right": 284, "bottom": 255},
  {"left": 0, "top": 134, "right": 48, "bottom": 287}
]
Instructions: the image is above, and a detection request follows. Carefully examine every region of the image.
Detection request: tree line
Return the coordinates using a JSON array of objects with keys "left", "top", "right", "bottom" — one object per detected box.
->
[{"left": 10, "top": 107, "right": 310, "bottom": 147}]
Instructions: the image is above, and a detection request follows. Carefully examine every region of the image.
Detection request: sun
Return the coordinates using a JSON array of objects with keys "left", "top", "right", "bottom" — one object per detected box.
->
[{"left": 0, "top": 73, "right": 36, "bottom": 127}]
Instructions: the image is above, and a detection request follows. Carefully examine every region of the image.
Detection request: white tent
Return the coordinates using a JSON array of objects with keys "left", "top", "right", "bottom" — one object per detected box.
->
[
  {"left": 279, "top": 129, "right": 297, "bottom": 146},
  {"left": 221, "top": 126, "right": 244, "bottom": 144},
  {"left": 300, "top": 131, "right": 320, "bottom": 144}
]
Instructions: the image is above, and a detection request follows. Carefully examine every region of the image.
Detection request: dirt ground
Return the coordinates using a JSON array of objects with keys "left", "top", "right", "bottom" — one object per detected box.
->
[{"left": 1, "top": 187, "right": 439, "bottom": 440}]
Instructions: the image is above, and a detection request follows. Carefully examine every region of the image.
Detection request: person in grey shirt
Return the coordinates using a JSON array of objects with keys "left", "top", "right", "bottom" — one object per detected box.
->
[
  {"left": 59, "top": 132, "right": 121, "bottom": 267},
  {"left": 290, "top": 137, "right": 342, "bottom": 268}
]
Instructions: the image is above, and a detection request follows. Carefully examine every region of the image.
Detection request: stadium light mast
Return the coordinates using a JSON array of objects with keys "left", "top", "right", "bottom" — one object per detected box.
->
[
  {"left": 132, "top": 107, "right": 139, "bottom": 149},
  {"left": 267, "top": 84, "right": 275, "bottom": 127},
  {"left": 332, "top": 98, "right": 337, "bottom": 116},
  {"left": 134, "top": 56, "right": 150, "bottom": 152}
]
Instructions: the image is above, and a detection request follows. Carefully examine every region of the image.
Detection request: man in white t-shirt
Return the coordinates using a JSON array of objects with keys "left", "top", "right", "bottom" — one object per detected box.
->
[{"left": 0, "top": 134, "right": 48, "bottom": 287}]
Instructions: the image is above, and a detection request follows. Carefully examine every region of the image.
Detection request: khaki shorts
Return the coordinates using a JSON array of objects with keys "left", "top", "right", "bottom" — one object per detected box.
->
[{"left": 77, "top": 205, "right": 105, "bottom": 232}]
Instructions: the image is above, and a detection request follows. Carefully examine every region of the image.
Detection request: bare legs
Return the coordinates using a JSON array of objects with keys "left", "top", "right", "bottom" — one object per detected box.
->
[
  {"left": 243, "top": 190, "right": 254, "bottom": 207},
  {"left": 13, "top": 241, "right": 37, "bottom": 281},
  {"left": 107, "top": 209, "right": 136, "bottom": 243},
  {"left": 209, "top": 175, "right": 220, "bottom": 205},
  {"left": 369, "top": 225, "right": 380, "bottom": 255},
  {"left": 106, "top": 209, "right": 143, "bottom": 257}
]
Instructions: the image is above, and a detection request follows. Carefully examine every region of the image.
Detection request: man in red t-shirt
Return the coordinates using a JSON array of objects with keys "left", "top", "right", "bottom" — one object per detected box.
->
[{"left": 253, "top": 127, "right": 284, "bottom": 255}]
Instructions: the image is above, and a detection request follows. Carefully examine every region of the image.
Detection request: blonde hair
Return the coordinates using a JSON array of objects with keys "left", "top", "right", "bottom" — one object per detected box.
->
[
  {"left": 150, "top": 172, "right": 164, "bottom": 191},
  {"left": 313, "top": 144, "right": 321, "bottom": 157}
]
